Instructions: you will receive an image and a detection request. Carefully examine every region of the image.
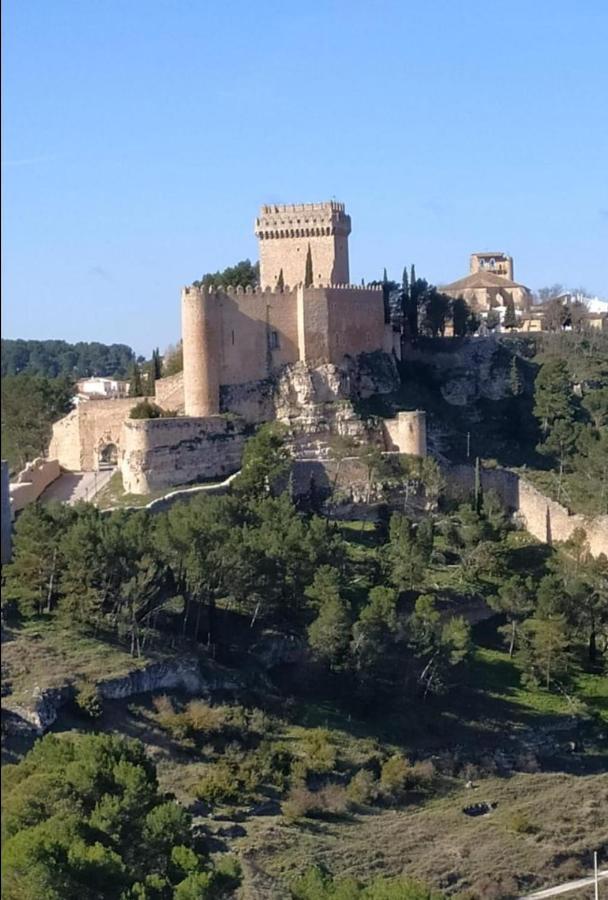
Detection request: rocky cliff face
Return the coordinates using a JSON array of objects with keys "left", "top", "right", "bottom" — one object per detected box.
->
[
  {"left": 403, "top": 338, "right": 515, "bottom": 407},
  {"left": 3, "top": 657, "right": 240, "bottom": 735},
  {"left": 273, "top": 351, "right": 399, "bottom": 446}
]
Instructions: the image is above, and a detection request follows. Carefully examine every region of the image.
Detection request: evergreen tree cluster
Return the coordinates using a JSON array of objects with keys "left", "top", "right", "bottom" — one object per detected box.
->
[
  {"left": 1, "top": 732, "right": 241, "bottom": 899},
  {"left": 1, "top": 339, "right": 136, "bottom": 379}
]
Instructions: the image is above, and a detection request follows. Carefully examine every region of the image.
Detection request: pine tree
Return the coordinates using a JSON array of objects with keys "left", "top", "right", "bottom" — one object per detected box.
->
[
  {"left": 304, "top": 244, "right": 314, "bottom": 287},
  {"left": 503, "top": 296, "right": 517, "bottom": 330},
  {"left": 276, "top": 268, "right": 285, "bottom": 291}
]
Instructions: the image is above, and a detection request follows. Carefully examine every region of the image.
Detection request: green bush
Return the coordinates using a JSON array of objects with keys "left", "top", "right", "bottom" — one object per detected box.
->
[
  {"left": 290, "top": 866, "right": 445, "bottom": 898},
  {"left": 194, "top": 761, "right": 240, "bottom": 805},
  {"left": 380, "top": 754, "right": 412, "bottom": 798},
  {"left": 301, "top": 728, "right": 337, "bottom": 775},
  {"left": 129, "top": 399, "right": 164, "bottom": 419},
  {"left": 346, "top": 769, "right": 380, "bottom": 806}
]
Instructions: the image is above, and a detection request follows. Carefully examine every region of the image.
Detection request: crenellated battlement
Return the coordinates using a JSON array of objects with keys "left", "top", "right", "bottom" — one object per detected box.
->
[
  {"left": 259, "top": 201, "right": 346, "bottom": 214},
  {"left": 182, "top": 283, "right": 383, "bottom": 299}
]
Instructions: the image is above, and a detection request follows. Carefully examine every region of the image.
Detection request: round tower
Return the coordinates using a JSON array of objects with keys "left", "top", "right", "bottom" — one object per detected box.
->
[
  {"left": 397, "top": 410, "right": 427, "bottom": 457},
  {"left": 181, "top": 286, "right": 220, "bottom": 417}
]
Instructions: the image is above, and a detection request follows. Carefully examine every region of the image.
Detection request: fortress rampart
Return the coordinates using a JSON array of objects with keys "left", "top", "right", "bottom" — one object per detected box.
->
[
  {"left": 180, "top": 283, "right": 385, "bottom": 417},
  {"left": 121, "top": 416, "right": 246, "bottom": 494},
  {"left": 49, "top": 398, "right": 135, "bottom": 471}
]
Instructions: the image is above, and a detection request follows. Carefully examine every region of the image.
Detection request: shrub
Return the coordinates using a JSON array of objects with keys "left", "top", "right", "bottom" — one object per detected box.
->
[
  {"left": 194, "top": 761, "right": 240, "bottom": 805},
  {"left": 410, "top": 759, "right": 437, "bottom": 788},
  {"left": 282, "top": 784, "right": 350, "bottom": 821},
  {"left": 185, "top": 700, "right": 226, "bottom": 735},
  {"left": 380, "top": 754, "right": 412, "bottom": 798},
  {"left": 130, "top": 399, "right": 164, "bottom": 419},
  {"left": 509, "top": 812, "right": 539, "bottom": 835},
  {"left": 346, "top": 769, "right": 380, "bottom": 806},
  {"left": 74, "top": 681, "right": 103, "bottom": 719},
  {"left": 282, "top": 786, "right": 318, "bottom": 821},
  {"left": 302, "top": 728, "right": 337, "bottom": 775}
]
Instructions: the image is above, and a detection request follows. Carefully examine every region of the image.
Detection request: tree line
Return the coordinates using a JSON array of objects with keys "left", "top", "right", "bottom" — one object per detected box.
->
[{"left": 1, "top": 339, "right": 136, "bottom": 379}]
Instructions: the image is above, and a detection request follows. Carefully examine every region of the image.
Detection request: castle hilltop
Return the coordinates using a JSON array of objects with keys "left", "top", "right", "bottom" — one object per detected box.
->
[{"left": 49, "top": 202, "right": 419, "bottom": 493}]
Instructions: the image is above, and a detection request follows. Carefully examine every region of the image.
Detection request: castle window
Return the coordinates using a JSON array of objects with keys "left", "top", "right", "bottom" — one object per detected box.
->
[
  {"left": 231, "top": 330, "right": 235, "bottom": 345},
  {"left": 269, "top": 330, "right": 280, "bottom": 350}
]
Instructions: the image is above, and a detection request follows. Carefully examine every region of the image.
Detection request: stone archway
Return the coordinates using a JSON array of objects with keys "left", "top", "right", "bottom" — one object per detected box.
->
[{"left": 98, "top": 443, "right": 118, "bottom": 468}]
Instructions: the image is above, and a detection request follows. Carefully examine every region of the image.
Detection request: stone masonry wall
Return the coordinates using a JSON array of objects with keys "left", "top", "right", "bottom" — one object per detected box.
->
[
  {"left": 9, "top": 458, "right": 61, "bottom": 513},
  {"left": 49, "top": 399, "right": 135, "bottom": 471},
  {"left": 445, "top": 464, "right": 608, "bottom": 557},
  {"left": 121, "top": 416, "right": 247, "bottom": 494},
  {"left": 155, "top": 371, "right": 185, "bottom": 412}
]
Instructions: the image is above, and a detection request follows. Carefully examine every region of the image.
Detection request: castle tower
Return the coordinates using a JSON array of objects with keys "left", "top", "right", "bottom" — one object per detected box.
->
[
  {"left": 181, "top": 286, "right": 220, "bottom": 417},
  {"left": 255, "top": 201, "right": 351, "bottom": 288}
]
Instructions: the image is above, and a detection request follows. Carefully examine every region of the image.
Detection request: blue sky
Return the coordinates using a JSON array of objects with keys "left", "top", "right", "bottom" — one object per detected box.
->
[{"left": 2, "top": 0, "right": 607, "bottom": 355}]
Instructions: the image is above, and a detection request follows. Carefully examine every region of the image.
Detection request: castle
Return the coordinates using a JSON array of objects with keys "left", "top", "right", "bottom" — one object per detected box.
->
[{"left": 49, "top": 202, "right": 420, "bottom": 493}]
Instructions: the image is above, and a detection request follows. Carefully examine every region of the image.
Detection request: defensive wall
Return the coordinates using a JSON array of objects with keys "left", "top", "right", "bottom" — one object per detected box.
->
[
  {"left": 49, "top": 398, "right": 135, "bottom": 471},
  {"left": 154, "top": 370, "right": 185, "bottom": 413},
  {"left": 181, "top": 283, "right": 386, "bottom": 417},
  {"left": 9, "top": 458, "right": 61, "bottom": 514},
  {"left": 445, "top": 464, "right": 608, "bottom": 557},
  {"left": 120, "top": 416, "right": 247, "bottom": 494}
]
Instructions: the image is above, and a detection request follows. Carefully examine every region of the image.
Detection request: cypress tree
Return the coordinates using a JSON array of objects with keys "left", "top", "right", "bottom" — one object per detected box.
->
[
  {"left": 382, "top": 268, "right": 391, "bottom": 324},
  {"left": 152, "top": 348, "right": 162, "bottom": 380},
  {"left": 473, "top": 456, "right": 483, "bottom": 514},
  {"left": 304, "top": 245, "right": 314, "bottom": 287},
  {"left": 276, "top": 269, "right": 285, "bottom": 291},
  {"left": 401, "top": 266, "right": 410, "bottom": 322},
  {"left": 408, "top": 265, "right": 419, "bottom": 338},
  {"left": 503, "top": 296, "right": 517, "bottom": 330},
  {"left": 129, "top": 361, "right": 143, "bottom": 398}
]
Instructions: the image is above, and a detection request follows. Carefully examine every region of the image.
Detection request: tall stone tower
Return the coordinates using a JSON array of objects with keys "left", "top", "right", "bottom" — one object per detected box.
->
[
  {"left": 255, "top": 201, "right": 351, "bottom": 288},
  {"left": 181, "top": 285, "right": 221, "bottom": 417}
]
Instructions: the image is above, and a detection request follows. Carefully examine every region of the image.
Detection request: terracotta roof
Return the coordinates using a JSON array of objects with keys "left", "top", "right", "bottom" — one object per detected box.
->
[{"left": 440, "top": 271, "right": 530, "bottom": 292}]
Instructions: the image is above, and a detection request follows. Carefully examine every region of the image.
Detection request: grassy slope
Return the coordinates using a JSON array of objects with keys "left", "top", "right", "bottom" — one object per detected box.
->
[{"left": 234, "top": 772, "right": 607, "bottom": 898}]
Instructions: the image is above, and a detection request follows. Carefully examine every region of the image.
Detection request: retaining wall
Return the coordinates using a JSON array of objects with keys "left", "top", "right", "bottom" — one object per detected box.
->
[
  {"left": 445, "top": 464, "right": 608, "bottom": 557},
  {"left": 9, "top": 458, "right": 61, "bottom": 513}
]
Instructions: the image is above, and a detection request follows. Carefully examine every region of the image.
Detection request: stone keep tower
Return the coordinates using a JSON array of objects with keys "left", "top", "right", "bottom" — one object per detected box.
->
[{"left": 255, "top": 201, "right": 351, "bottom": 288}]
